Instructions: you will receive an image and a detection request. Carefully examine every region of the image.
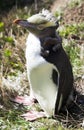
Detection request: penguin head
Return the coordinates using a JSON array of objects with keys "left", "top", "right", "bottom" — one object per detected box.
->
[{"left": 13, "top": 9, "right": 59, "bottom": 38}]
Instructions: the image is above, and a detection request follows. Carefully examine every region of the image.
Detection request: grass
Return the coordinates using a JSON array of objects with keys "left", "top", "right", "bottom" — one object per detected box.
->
[
  {"left": 59, "top": 23, "right": 84, "bottom": 37},
  {"left": 0, "top": 106, "right": 61, "bottom": 130},
  {"left": 0, "top": 109, "right": 30, "bottom": 130},
  {"left": 0, "top": 0, "right": 84, "bottom": 129},
  {"left": 0, "top": 104, "right": 84, "bottom": 130}
]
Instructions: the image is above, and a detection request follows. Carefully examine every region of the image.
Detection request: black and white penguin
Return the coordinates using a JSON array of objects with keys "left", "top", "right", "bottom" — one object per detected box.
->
[{"left": 14, "top": 9, "right": 73, "bottom": 121}]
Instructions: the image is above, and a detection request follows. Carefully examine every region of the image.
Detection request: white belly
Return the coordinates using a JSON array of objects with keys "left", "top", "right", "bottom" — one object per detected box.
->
[{"left": 30, "top": 62, "right": 58, "bottom": 116}]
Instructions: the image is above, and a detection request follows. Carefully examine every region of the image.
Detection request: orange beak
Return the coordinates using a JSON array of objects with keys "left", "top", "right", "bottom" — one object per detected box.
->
[
  {"left": 13, "top": 18, "right": 35, "bottom": 28},
  {"left": 13, "top": 19, "right": 21, "bottom": 24}
]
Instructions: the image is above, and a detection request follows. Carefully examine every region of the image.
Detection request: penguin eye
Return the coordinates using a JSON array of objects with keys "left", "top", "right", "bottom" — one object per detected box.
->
[{"left": 37, "top": 25, "right": 44, "bottom": 30}]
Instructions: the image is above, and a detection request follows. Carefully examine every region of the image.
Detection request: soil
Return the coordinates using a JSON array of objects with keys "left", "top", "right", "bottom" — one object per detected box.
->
[
  {"left": 63, "top": 2, "right": 84, "bottom": 24},
  {"left": 51, "top": 0, "right": 70, "bottom": 12},
  {"left": 51, "top": 0, "right": 84, "bottom": 24}
]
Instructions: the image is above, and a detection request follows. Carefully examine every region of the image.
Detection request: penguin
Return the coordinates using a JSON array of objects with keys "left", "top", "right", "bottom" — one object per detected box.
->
[{"left": 13, "top": 9, "right": 73, "bottom": 121}]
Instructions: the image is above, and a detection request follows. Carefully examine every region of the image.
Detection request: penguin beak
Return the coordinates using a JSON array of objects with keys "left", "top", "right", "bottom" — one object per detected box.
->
[
  {"left": 13, "top": 18, "right": 43, "bottom": 35},
  {"left": 13, "top": 19, "right": 35, "bottom": 28}
]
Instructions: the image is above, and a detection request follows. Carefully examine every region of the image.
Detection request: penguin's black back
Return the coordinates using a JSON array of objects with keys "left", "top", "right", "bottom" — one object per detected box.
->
[{"left": 40, "top": 35, "right": 73, "bottom": 114}]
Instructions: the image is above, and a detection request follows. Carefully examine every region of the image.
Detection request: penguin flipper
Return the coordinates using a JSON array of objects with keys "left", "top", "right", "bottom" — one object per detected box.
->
[{"left": 54, "top": 70, "right": 72, "bottom": 114}]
